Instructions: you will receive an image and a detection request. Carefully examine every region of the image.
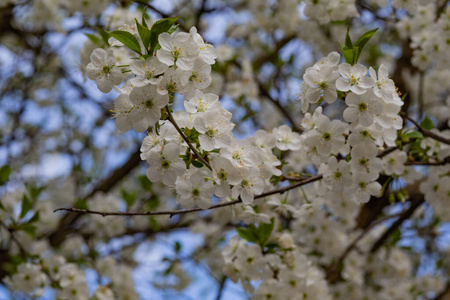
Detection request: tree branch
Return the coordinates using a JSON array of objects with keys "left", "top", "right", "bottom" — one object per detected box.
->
[
  {"left": 401, "top": 112, "right": 450, "bottom": 145},
  {"left": 165, "top": 105, "right": 212, "bottom": 170},
  {"left": 326, "top": 212, "right": 403, "bottom": 282},
  {"left": 54, "top": 174, "right": 323, "bottom": 217},
  {"left": 369, "top": 195, "right": 425, "bottom": 253}
]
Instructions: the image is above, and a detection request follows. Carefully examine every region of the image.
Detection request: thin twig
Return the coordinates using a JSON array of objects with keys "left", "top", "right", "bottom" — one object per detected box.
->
[
  {"left": 215, "top": 276, "right": 227, "bottom": 300},
  {"left": 330, "top": 212, "right": 403, "bottom": 277},
  {"left": 54, "top": 174, "right": 323, "bottom": 217},
  {"left": 370, "top": 196, "right": 425, "bottom": 253},
  {"left": 401, "top": 112, "right": 450, "bottom": 145},
  {"left": 165, "top": 106, "right": 212, "bottom": 170}
]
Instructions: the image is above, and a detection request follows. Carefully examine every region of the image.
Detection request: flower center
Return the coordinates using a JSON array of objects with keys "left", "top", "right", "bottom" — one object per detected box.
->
[
  {"left": 161, "top": 160, "right": 171, "bottom": 169},
  {"left": 322, "top": 132, "right": 331, "bottom": 141},
  {"left": 241, "top": 179, "right": 249, "bottom": 188},
  {"left": 218, "top": 169, "right": 227, "bottom": 180},
  {"left": 319, "top": 81, "right": 328, "bottom": 90},
  {"left": 103, "top": 65, "right": 112, "bottom": 74},
  {"left": 349, "top": 75, "right": 359, "bottom": 85},
  {"left": 206, "top": 128, "right": 215, "bottom": 138},
  {"left": 358, "top": 102, "right": 368, "bottom": 112},
  {"left": 192, "top": 188, "right": 200, "bottom": 197},
  {"left": 358, "top": 181, "right": 366, "bottom": 189},
  {"left": 145, "top": 98, "right": 154, "bottom": 109}
]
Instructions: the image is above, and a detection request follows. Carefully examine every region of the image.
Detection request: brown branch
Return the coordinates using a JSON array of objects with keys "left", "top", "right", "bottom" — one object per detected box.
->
[
  {"left": 326, "top": 212, "right": 403, "bottom": 283},
  {"left": 369, "top": 195, "right": 425, "bottom": 253},
  {"left": 54, "top": 174, "right": 323, "bottom": 217},
  {"left": 401, "top": 112, "right": 450, "bottom": 145},
  {"left": 165, "top": 106, "right": 212, "bottom": 170},
  {"left": 215, "top": 276, "right": 227, "bottom": 300}
]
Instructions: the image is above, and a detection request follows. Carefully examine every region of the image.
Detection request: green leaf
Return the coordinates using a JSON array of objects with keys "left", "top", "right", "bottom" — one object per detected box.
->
[
  {"left": 28, "top": 211, "right": 40, "bottom": 224},
  {"left": 19, "top": 223, "right": 36, "bottom": 236},
  {"left": 174, "top": 241, "right": 181, "bottom": 253},
  {"left": 342, "top": 47, "right": 356, "bottom": 65},
  {"left": 139, "top": 175, "right": 152, "bottom": 191},
  {"left": 73, "top": 198, "right": 89, "bottom": 210},
  {"left": 420, "top": 117, "right": 434, "bottom": 130},
  {"left": 405, "top": 131, "right": 423, "bottom": 139},
  {"left": 191, "top": 160, "right": 204, "bottom": 168},
  {"left": 236, "top": 227, "right": 258, "bottom": 243},
  {"left": 149, "top": 17, "right": 179, "bottom": 54},
  {"left": 121, "top": 189, "right": 136, "bottom": 208},
  {"left": 85, "top": 33, "right": 101, "bottom": 44},
  {"left": 142, "top": 6, "right": 149, "bottom": 28},
  {"left": 0, "top": 165, "right": 11, "bottom": 185},
  {"left": 345, "top": 26, "right": 353, "bottom": 49},
  {"left": 98, "top": 28, "right": 111, "bottom": 45},
  {"left": 20, "top": 195, "right": 32, "bottom": 219},
  {"left": 257, "top": 218, "right": 275, "bottom": 248},
  {"left": 28, "top": 185, "right": 43, "bottom": 200},
  {"left": 135, "top": 18, "right": 152, "bottom": 52},
  {"left": 354, "top": 28, "right": 378, "bottom": 63},
  {"left": 109, "top": 30, "right": 142, "bottom": 55},
  {"left": 149, "top": 217, "right": 160, "bottom": 231}
]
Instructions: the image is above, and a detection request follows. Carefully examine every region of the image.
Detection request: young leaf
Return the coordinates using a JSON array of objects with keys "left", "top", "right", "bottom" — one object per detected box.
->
[
  {"left": 20, "top": 194, "right": 32, "bottom": 219},
  {"left": 191, "top": 160, "right": 204, "bottom": 168},
  {"left": 149, "top": 17, "right": 179, "bottom": 54},
  {"left": 257, "top": 218, "right": 275, "bottom": 248},
  {"left": 345, "top": 26, "right": 353, "bottom": 49},
  {"left": 420, "top": 117, "right": 434, "bottom": 130},
  {"left": 98, "top": 28, "right": 111, "bottom": 45},
  {"left": 0, "top": 165, "right": 11, "bottom": 185},
  {"left": 109, "top": 30, "right": 142, "bottom": 55},
  {"left": 85, "top": 33, "right": 101, "bottom": 44},
  {"left": 354, "top": 28, "right": 378, "bottom": 63},
  {"left": 28, "top": 211, "right": 40, "bottom": 224},
  {"left": 135, "top": 18, "right": 152, "bottom": 52},
  {"left": 405, "top": 131, "right": 423, "bottom": 139},
  {"left": 342, "top": 47, "right": 356, "bottom": 65},
  {"left": 236, "top": 227, "right": 258, "bottom": 243},
  {"left": 121, "top": 189, "right": 136, "bottom": 208},
  {"left": 142, "top": 5, "right": 149, "bottom": 28}
]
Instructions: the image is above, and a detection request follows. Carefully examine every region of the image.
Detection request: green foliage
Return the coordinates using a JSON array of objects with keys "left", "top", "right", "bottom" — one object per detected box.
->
[
  {"left": 85, "top": 33, "right": 101, "bottom": 45},
  {"left": 74, "top": 198, "right": 89, "bottom": 210},
  {"left": 420, "top": 117, "right": 434, "bottom": 130},
  {"left": 139, "top": 174, "right": 153, "bottom": 191},
  {"left": 108, "top": 30, "right": 142, "bottom": 55},
  {"left": 149, "top": 17, "right": 179, "bottom": 55},
  {"left": 135, "top": 18, "right": 152, "bottom": 53},
  {"left": 236, "top": 218, "right": 275, "bottom": 248},
  {"left": 191, "top": 160, "right": 204, "bottom": 168},
  {"left": 404, "top": 131, "right": 423, "bottom": 139},
  {"left": 121, "top": 189, "right": 136, "bottom": 208},
  {"left": 0, "top": 165, "right": 11, "bottom": 185},
  {"left": 341, "top": 27, "right": 378, "bottom": 65},
  {"left": 19, "top": 194, "right": 32, "bottom": 219}
]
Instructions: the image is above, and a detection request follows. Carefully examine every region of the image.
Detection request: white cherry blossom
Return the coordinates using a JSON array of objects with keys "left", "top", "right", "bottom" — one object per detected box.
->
[
  {"left": 157, "top": 31, "right": 199, "bottom": 70},
  {"left": 130, "top": 57, "right": 168, "bottom": 87},
  {"left": 336, "top": 63, "right": 375, "bottom": 95},
  {"left": 343, "top": 90, "right": 384, "bottom": 126},
  {"left": 86, "top": 48, "right": 123, "bottom": 93},
  {"left": 146, "top": 143, "right": 186, "bottom": 185}
]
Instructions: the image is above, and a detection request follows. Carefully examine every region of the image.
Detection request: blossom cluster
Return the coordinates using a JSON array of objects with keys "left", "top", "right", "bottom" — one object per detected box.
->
[{"left": 299, "top": 52, "right": 405, "bottom": 202}]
